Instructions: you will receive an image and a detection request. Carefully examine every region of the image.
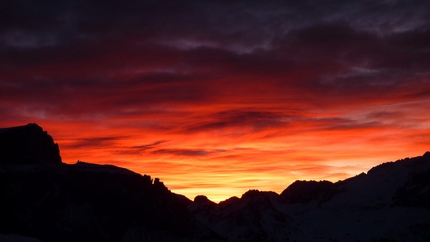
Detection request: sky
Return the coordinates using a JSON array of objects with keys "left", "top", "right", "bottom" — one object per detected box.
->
[{"left": 1, "top": 0, "right": 430, "bottom": 202}]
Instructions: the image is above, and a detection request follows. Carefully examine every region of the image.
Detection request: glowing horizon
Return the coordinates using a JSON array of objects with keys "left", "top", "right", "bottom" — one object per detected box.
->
[
  {"left": 2, "top": 104, "right": 428, "bottom": 203},
  {"left": 1, "top": 1, "right": 429, "bottom": 202}
]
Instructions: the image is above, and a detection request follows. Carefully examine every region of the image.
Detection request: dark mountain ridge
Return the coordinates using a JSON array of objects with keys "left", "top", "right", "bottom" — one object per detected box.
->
[
  {"left": 0, "top": 124, "right": 222, "bottom": 242},
  {"left": 0, "top": 123, "right": 61, "bottom": 165},
  {"left": 1, "top": 124, "right": 429, "bottom": 242}
]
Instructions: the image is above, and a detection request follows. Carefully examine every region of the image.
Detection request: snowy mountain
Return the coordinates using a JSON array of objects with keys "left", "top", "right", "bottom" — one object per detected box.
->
[
  {"left": 190, "top": 152, "right": 430, "bottom": 242},
  {"left": 1, "top": 124, "right": 429, "bottom": 242}
]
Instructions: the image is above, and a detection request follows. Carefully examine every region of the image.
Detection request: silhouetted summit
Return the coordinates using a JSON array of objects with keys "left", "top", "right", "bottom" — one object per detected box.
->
[
  {"left": 0, "top": 123, "right": 61, "bottom": 164},
  {"left": 279, "top": 180, "right": 336, "bottom": 204}
]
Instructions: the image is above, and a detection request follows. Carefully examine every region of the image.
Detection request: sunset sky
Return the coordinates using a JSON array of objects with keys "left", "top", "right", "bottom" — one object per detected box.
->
[{"left": 2, "top": 0, "right": 430, "bottom": 202}]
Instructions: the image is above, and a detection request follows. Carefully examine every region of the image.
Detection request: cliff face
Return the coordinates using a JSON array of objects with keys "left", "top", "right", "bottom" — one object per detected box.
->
[{"left": 0, "top": 123, "right": 62, "bottom": 164}]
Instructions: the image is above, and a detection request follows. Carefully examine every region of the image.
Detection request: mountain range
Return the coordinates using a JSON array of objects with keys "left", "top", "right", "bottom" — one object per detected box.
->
[{"left": 0, "top": 124, "right": 429, "bottom": 242}]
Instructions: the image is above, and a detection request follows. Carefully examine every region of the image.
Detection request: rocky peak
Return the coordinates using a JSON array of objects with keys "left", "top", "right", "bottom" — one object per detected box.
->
[
  {"left": 0, "top": 123, "right": 62, "bottom": 164},
  {"left": 279, "top": 180, "right": 336, "bottom": 204},
  {"left": 240, "top": 190, "right": 278, "bottom": 205}
]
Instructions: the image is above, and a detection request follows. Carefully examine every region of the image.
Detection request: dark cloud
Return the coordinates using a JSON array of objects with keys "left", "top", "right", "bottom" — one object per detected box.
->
[
  {"left": 366, "top": 111, "right": 405, "bottom": 120},
  {"left": 114, "top": 140, "right": 167, "bottom": 155},
  {"left": 151, "top": 148, "right": 226, "bottom": 157},
  {"left": 130, "top": 140, "right": 167, "bottom": 151},
  {"left": 3, "top": 0, "right": 429, "bottom": 51},
  {"left": 64, "top": 136, "right": 127, "bottom": 149},
  {"left": 324, "top": 120, "right": 382, "bottom": 131},
  {"left": 183, "top": 109, "right": 290, "bottom": 133}
]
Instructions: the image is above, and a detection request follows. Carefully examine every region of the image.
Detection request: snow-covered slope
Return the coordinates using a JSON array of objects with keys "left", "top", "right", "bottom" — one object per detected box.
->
[
  {"left": 190, "top": 152, "right": 430, "bottom": 242},
  {"left": 190, "top": 191, "right": 294, "bottom": 241}
]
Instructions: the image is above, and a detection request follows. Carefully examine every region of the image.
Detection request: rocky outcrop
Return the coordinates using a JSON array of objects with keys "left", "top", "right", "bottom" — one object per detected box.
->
[
  {"left": 279, "top": 180, "right": 336, "bottom": 204},
  {"left": 0, "top": 123, "right": 61, "bottom": 164}
]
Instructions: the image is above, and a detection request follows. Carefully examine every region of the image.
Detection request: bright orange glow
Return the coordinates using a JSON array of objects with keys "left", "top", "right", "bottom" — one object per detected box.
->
[
  {"left": 2, "top": 96, "right": 428, "bottom": 203},
  {"left": 2, "top": 11, "right": 430, "bottom": 202}
]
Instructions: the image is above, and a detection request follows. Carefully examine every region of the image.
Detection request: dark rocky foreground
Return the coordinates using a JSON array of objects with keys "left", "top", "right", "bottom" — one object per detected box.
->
[{"left": 1, "top": 124, "right": 430, "bottom": 242}]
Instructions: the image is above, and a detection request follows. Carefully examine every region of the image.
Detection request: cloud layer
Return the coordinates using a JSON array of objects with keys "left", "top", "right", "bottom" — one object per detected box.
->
[{"left": 2, "top": 0, "right": 430, "bottom": 201}]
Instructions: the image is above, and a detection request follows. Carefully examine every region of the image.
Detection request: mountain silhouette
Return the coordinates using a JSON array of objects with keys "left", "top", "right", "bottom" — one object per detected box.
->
[
  {"left": 1, "top": 124, "right": 429, "bottom": 242},
  {"left": 0, "top": 123, "right": 61, "bottom": 165}
]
